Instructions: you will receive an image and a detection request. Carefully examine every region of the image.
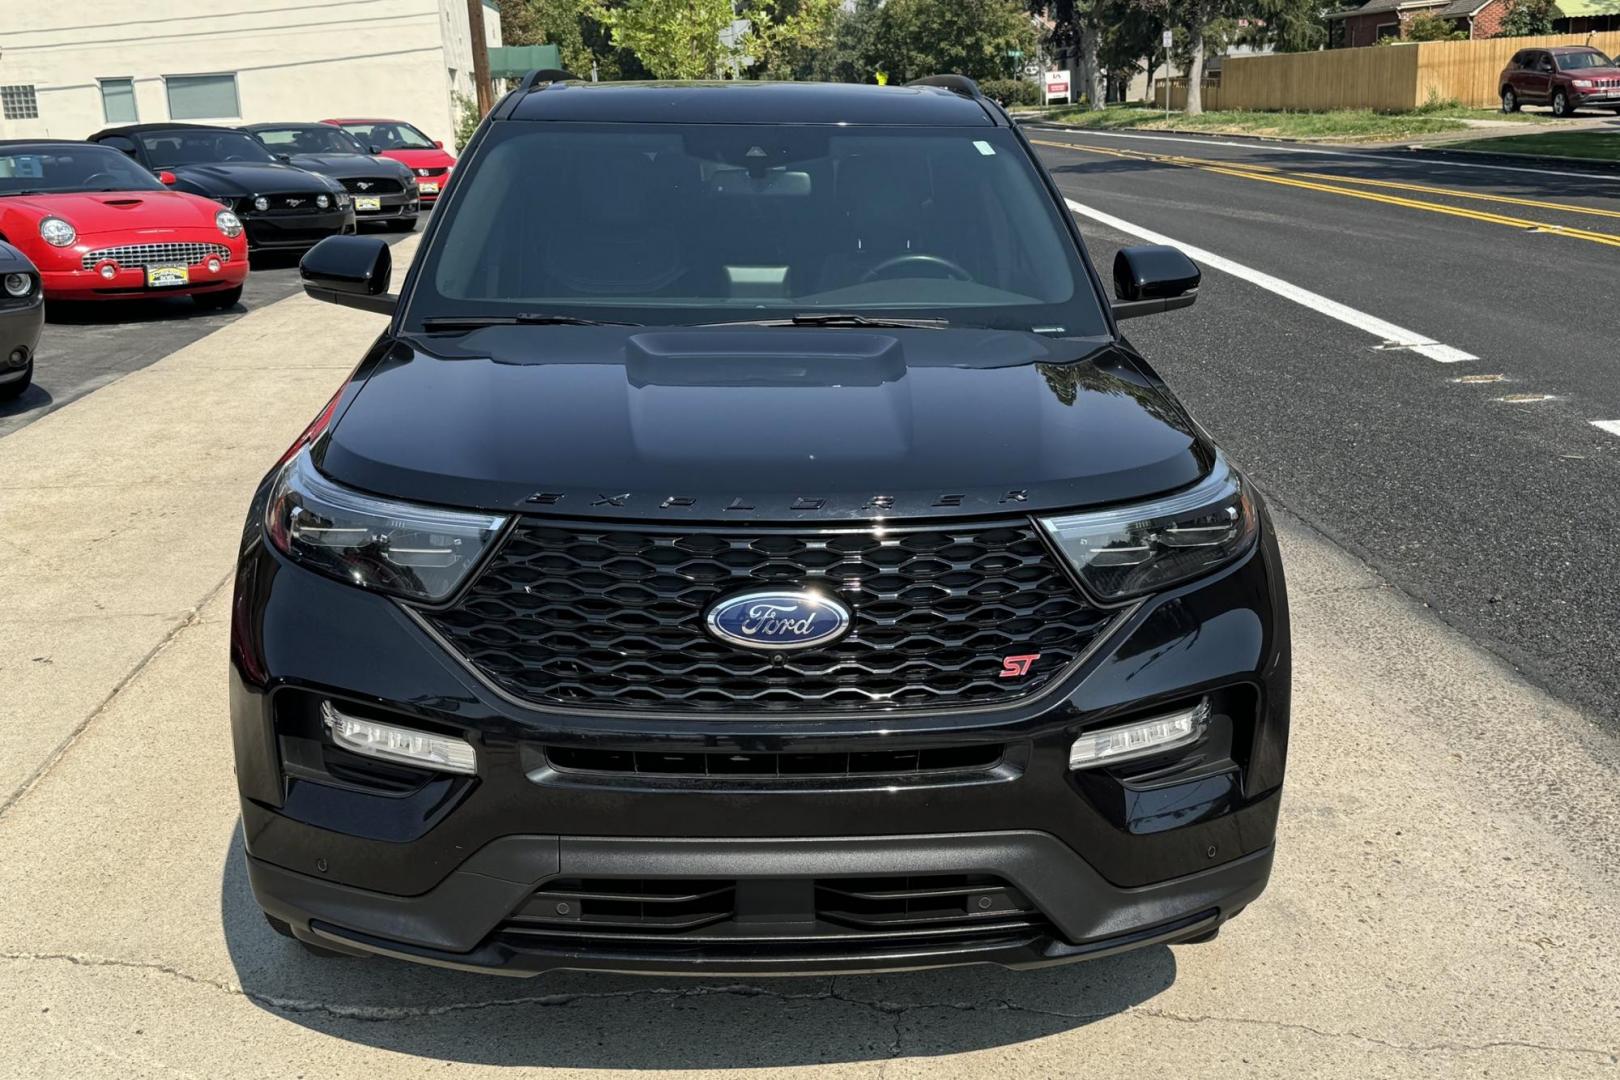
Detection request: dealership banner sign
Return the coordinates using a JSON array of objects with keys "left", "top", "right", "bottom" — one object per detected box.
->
[{"left": 1044, "top": 70, "right": 1071, "bottom": 104}]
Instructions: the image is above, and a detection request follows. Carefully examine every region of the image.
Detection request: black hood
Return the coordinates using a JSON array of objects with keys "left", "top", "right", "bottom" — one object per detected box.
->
[
  {"left": 281, "top": 153, "right": 409, "bottom": 182},
  {"left": 171, "top": 161, "right": 334, "bottom": 195},
  {"left": 316, "top": 327, "right": 1211, "bottom": 522}
]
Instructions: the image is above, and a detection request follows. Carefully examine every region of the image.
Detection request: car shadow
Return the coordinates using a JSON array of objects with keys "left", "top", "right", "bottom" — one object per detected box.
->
[
  {"left": 0, "top": 380, "right": 52, "bottom": 417},
  {"left": 221, "top": 831, "right": 1177, "bottom": 1067}
]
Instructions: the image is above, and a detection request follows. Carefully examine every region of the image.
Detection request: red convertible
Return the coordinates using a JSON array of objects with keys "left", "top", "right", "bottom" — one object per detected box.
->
[{"left": 0, "top": 140, "right": 248, "bottom": 307}]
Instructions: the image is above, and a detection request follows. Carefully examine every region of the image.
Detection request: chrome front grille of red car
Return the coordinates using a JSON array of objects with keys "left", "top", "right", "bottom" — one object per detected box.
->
[{"left": 80, "top": 242, "right": 232, "bottom": 270}]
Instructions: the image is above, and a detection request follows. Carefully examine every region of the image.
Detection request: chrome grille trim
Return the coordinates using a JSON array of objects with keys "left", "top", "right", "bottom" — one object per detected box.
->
[{"left": 81, "top": 242, "right": 231, "bottom": 270}]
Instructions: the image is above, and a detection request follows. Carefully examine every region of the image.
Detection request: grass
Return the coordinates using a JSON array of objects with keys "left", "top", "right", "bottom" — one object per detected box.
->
[
  {"left": 1037, "top": 105, "right": 1471, "bottom": 142},
  {"left": 1437, "top": 130, "right": 1620, "bottom": 162}
]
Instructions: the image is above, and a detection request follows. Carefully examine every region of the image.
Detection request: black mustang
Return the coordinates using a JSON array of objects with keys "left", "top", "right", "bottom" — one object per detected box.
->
[
  {"left": 240, "top": 123, "right": 420, "bottom": 232},
  {"left": 88, "top": 123, "right": 356, "bottom": 252},
  {"left": 0, "top": 241, "right": 43, "bottom": 401}
]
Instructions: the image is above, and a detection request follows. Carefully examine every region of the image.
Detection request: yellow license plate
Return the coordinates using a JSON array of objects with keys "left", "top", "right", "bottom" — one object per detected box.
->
[
  {"left": 355, "top": 196, "right": 382, "bottom": 211},
  {"left": 146, "top": 264, "right": 189, "bottom": 288},
  {"left": 419, "top": 182, "right": 440, "bottom": 194}
]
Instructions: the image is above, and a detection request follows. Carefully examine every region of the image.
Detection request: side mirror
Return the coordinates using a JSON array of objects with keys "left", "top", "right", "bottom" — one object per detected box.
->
[
  {"left": 1112, "top": 245, "right": 1200, "bottom": 320},
  {"left": 433, "top": 140, "right": 444, "bottom": 149},
  {"left": 275, "top": 153, "right": 291, "bottom": 163},
  {"left": 300, "top": 235, "right": 395, "bottom": 315},
  {"left": 369, "top": 144, "right": 383, "bottom": 155},
  {"left": 157, "top": 170, "right": 178, "bottom": 186}
]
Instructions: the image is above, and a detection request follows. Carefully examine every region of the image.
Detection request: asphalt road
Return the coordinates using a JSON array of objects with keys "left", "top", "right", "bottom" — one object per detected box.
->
[
  {"left": 0, "top": 222, "right": 420, "bottom": 440},
  {"left": 1033, "top": 126, "right": 1620, "bottom": 731}
]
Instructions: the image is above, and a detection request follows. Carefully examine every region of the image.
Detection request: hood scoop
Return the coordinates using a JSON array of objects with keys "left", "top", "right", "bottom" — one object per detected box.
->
[
  {"left": 100, "top": 198, "right": 144, "bottom": 207},
  {"left": 624, "top": 330, "right": 905, "bottom": 388}
]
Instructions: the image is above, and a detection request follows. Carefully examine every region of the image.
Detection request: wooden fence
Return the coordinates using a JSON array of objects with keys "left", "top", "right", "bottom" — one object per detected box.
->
[{"left": 1166, "top": 32, "right": 1620, "bottom": 112}]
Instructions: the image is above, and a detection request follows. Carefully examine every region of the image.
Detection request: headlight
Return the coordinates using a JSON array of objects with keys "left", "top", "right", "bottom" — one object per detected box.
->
[
  {"left": 316, "top": 193, "right": 330, "bottom": 209},
  {"left": 333, "top": 190, "right": 350, "bottom": 209},
  {"left": 39, "top": 217, "right": 77, "bottom": 247},
  {"left": 253, "top": 196, "right": 269, "bottom": 211},
  {"left": 215, "top": 209, "right": 243, "bottom": 238},
  {"left": 265, "top": 450, "right": 507, "bottom": 602},
  {"left": 1574, "top": 79, "right": 1594, "bottom": 88},
  {"left": 3, "top": 272, "right": 32, "bottom": 298},
  {"left": 1039, "top": 458, "right": 1257, "bottom": 602}
]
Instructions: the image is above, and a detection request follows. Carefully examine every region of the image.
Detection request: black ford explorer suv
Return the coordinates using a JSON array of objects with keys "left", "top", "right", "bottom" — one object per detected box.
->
[{"left": 232, "top": 73, "right": 1290, "bottom": 976}]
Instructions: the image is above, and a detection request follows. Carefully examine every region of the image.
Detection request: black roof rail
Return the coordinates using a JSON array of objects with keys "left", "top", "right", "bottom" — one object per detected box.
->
[
  {"left": 519, "top": 69, "right": 582, "bottom": 91},
  {"left": 905, "top": 74, "right": 984, "bottom": 99}
]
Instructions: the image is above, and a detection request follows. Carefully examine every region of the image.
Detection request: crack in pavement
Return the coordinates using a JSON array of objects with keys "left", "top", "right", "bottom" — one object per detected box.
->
[
  {"left": 0, "top": 571, "right": 233, "bottom": 824},
  {"left": 4, "top": 950, "right": 1616, "bottom": 1065}
]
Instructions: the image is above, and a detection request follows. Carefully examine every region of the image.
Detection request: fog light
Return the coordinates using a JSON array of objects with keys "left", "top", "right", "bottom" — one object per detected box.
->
[
  {"left": 316, "top": 194, "right": 330, "bottom": 209},
  {"left": 7, "top": 347, "right": 27, "bottom": 368},
  {"left": 320, "top": 700, "right": 476, "bottom": 775},
  {"left": 254, "top": 196, "right": 269, "bottom": 211},
  {"left": 98, "top": 261, "right": 118, "bottom": 279},
  {"left": 3, "top": 272, "right": 29, "bottom": 297},
  {"left": 206, "top": 257, "right": 222, "bottom": 273},
  {"left": 1069, "top": 699, "right": 1210, "bottom": 770}
]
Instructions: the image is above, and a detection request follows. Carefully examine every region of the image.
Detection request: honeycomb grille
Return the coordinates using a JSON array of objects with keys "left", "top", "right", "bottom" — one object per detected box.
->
[
  {"left": 80, "top": 242, "right": 231, "bottom": 270},
  {"left": 422, "top": 520, "right": 1112, "bottom": 714},
  {"left": 340, "top": 176, "right": 404, "bottom": 194}
]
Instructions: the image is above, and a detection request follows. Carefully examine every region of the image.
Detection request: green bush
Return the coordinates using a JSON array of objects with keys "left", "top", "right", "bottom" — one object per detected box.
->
[
  {"left": 979, "top": 79, "right": 1042, "bottom": 106},
  {"left": 451, "top": 91, "right": 481, "bottom": 152}
]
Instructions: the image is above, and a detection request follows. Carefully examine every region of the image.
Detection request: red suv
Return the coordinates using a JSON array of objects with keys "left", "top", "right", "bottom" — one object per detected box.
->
[{"left": 1500, "top": 46, "right": 1620, "bottom": 117}]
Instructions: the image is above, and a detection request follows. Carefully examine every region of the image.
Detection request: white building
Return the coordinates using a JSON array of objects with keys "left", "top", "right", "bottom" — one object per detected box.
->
[{"left": 0, "top": 0, "right": 501, "bottom": 147}]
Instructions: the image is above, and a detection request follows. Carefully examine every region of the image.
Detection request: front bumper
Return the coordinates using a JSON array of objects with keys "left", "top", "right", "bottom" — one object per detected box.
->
[
  {"left": 0, "top": 287, "right": 44, "bottom": 370},
  {"left": 243, "top": 208, "right": 356, "bottom": 250},
  {"left": 1572, "top": 90, "right": 1620, "bottom": 106},
  {"left": 41, "top": 261, "right": 247, "bottom": 301},
  {"left": 231, "top": 507, "right": 1290, "bottom": 976}
]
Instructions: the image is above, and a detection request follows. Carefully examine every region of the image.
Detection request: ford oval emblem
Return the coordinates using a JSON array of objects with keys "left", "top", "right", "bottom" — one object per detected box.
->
[{"left": 705, "top": 590, "right": 852, "bottom": 651}]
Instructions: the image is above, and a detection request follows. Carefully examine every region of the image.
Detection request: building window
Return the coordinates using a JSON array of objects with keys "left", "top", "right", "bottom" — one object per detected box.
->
[
  {"left": 1376, "top": 21, "right": 1400, "bottom": 38},
  {"left": 99, "top": 78, "right": 138, "bottom": 124},
  {"left": 0, "top": 85, "right": 40, "bottom": 120},
  {"left": 164, "top": 73, "right": 240, "bottom": 120}
]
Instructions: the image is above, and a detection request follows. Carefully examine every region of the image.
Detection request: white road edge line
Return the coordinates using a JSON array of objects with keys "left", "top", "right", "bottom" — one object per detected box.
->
[
  {"left": 1065, "top": 197, "right": 1478, "bottom": 364},
  {"left": 1592, "top": 420, "right": 1620, "bottom": 438},
  {"left": 1030, "top": 125, "right": 1616, "bottom": 183}
]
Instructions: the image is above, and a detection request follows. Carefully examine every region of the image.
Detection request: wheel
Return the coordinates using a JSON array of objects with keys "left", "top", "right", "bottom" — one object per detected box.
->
[
  {"left": 192, "top": 285, "right": 243, "bottom": 311},
  {"left": 1552, "top": 89, "right": 1573, "bottom": 117},
  {"left": 0, "top": 361, "right": 32, "bottom": 401},
  {"left": 1500, "top": 87, "right": 1518, "bottom": 113},
  {"left": 264, "top": 913, "right": 353, "bottom": 958}
]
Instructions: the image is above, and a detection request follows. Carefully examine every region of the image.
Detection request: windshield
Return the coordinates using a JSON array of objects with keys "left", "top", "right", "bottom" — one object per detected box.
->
[
  {"left": 252, "top": 126, "right": 366, "bottom": 155},
  {"left": 1557, "top": 50, "right": 1614, "bottom": 70},
  {"left": 0, "top": 145, "right": 164, "bottom": 195},
  {"left": 138, "top": 130, "right": 276, "bottom": 167},
  {"left": 408, "top": 123, "right": 1107, "bottom": 336},
  {"left": 341, "top": 122, "right": 436, "bottom": 151}
]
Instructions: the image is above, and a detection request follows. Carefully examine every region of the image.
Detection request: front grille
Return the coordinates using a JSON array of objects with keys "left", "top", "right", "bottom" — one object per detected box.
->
[
  {"left": 249, "top": 193, "right": 333, "bottom": 213},
  {"left": 340, "top": 176, "right": 404, "bottom": 194},
  {"left": 496, "top": 874, "right": 1049, "bottom": 947},
  {"left": 425, "top": 520, "right": 1112, "bottom": 714},
  {"left": 80, "top": 242, "right": 230, "bottom": 270},
  {"left": 545, "top": 743, "right": 1004, "bottom": 777}
]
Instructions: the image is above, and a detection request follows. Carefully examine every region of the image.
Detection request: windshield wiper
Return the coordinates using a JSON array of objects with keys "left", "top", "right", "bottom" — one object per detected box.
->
[
  {"left": 0, "top": 189, "right": 46, "bottom": 197},
  {"left": 707, "top": 313, "right": 950, "bottom": 329},
  {"left": 418, "top": 313, "right": 640, "bottom": 331}
]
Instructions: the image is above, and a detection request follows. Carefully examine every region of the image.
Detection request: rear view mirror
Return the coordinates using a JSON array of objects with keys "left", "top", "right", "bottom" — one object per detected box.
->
[
  {"left": 300, "top": 235, "right": 395, "bottom": 315},
  {"left": 157, "top": 170, "right": 177, "bottom": 186},
  {"left": 1112, "top": 245, "right": 1200, "bottom": 320}
]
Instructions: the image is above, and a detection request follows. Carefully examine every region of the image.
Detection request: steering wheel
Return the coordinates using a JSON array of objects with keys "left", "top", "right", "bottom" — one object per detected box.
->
[
  {"left": 860, "top": 253, "right": 972, "bottom": 284},
  {"left": 223, "top": 154, "right": 252, "bottom": 162},
  {"left": 80, "top": 172, "right": 122, "bottom": 189}
]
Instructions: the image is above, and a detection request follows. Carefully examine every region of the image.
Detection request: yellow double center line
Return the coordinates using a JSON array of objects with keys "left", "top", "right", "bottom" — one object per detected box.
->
[{"left": 1030, "top": 138, "right": 1620, "bottom": 250}]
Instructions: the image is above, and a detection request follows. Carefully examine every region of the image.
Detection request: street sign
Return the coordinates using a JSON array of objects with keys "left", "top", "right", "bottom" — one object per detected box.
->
[
  {"left": 1163, "top": 30, "right": 1174, "bottom": 48},
  {"left": 1044, "top": 69, "right": 1071, "bottom": 104}
]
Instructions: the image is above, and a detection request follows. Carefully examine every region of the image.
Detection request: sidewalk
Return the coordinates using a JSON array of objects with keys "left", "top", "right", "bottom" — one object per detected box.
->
[{"left": 1, "top": 247, "right": 1617, "bottom": 1076}]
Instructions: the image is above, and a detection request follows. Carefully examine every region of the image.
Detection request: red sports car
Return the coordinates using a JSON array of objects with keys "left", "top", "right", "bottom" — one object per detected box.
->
[
  {"left": 321, "top": 118, "right": 455, "bottom": 202},
  {"left": 0, "top": 139, "right": 248, "bottom": 307}
]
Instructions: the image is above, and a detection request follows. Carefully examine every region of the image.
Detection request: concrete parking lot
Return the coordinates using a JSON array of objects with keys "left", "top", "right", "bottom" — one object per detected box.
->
[{"left": 2, "top": 191, "right": 1618, "bottom": 1078}]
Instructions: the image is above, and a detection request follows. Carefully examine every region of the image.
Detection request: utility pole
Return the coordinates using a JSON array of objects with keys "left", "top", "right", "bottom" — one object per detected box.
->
[{"left": 467, "top": 0, "right": 494, "bottom": 117}]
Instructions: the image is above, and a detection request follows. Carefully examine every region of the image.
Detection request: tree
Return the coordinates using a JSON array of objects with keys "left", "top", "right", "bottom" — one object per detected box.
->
[
  {"left": 1405, "top": 12, "right": 1466, "bottom": 39},
  {"left": 496, "top": 0, "right": 647, "bottom": 81},
  {"left": 1494, "top": 0, "right": 1557, "bottom": 36},
  {"left": 868, "top": 0, "right": 1039, "bottom": 84},
  {"left": 741, "top": 0, "right": 842, "bottom": 79},
  {"left": 591, "top": 0, "right": 741, "bottom": 79},
  {"left": 808, "top": 0, "right": 884, "bottom": 82}
]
